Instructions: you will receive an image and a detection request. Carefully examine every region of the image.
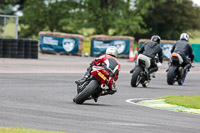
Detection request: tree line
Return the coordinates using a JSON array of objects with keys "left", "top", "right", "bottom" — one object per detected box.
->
[{"left": 1, "top": 0, "right": 200, "bottom": 41}]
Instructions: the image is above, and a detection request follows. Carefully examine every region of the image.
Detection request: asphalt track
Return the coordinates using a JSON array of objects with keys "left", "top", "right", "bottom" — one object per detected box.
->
[{"left": 0, "top": 54, "right": 200, "bottom": 133}]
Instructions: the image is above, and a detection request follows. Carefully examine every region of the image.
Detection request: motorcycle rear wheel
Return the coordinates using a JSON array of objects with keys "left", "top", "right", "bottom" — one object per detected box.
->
[
  {"left": 73, "top": 80, "right": 99, "bottom": 104},
  {"left": 131, "top": 66, "right": 142, "bottom": 87},
  {"left": 167, "top": 66, "right": 177, "bottom": 85}
]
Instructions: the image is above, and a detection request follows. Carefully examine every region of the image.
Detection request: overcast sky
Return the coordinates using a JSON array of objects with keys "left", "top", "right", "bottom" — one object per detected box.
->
[{"left": 192, "top": 0, "right": 200, "bottom": 6}]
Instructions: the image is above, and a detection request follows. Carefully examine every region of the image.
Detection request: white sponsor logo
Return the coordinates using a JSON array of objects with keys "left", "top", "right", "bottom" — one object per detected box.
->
[
  {"left": 93, "top": 40, "right": 110, "bottom": 48},
  {"left": 43, "top": 37, "right": 58, "bottom": 45},
  {"left": 62, "top": 38, "right": 75, "bottom": 52},
  {"left": 42, "top": 47, "right": 54, "bottom": 51},
  {"left": 114, "top": 41, "right": 126, "bottom": 54},
  {"left": 163, "top": 44, "right": 173, "bottom": 58}
]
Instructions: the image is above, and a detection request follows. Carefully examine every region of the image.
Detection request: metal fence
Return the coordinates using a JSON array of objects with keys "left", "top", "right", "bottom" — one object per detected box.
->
[{"left": 0, "top": 14, "right": 19, "bottom": 39}]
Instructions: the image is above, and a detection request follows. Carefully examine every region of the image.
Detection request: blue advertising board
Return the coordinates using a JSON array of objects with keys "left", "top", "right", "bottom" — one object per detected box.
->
[
  {"left": 139, "top": 42, "right": 174, "bottom": 59},
  {"left": 91, "top": 40, "right": 130, "bottom": 56},
  {"left": 40, "top": 35, "right": 79, "bottom": 53},
  {"left": 191, "top": 44, "right": 200, "bottom": 62}
]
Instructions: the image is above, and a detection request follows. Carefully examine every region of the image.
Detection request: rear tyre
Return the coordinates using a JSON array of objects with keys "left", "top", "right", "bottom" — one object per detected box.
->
[
  {"left": 73, "top": 80, "right": 99, "bottom": 104},
  {"left": 131, "top": 66, "right": 142, "bottom": 87},
  {"left": 167, "top": 66, "right": 177, "bottom": 85}
]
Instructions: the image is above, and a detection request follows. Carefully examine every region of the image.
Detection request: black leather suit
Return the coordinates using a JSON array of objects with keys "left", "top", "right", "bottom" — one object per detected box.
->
[
  {"left": 171, "top": 40, "right": 194, "bottom": 67},
  {"left": 138, "top": 41, "right": 163, "bottom": 73}
]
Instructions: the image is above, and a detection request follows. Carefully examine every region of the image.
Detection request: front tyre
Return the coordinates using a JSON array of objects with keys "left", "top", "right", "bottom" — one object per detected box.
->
[
  {"left": 167, "top": 66, "right": 177, "bottom": 85},
  {"left": 131, "top": 66, "right": 142, "bottom": 87},
  {"left": 73, "top": 80, "right": 99, "bottom": 104}
]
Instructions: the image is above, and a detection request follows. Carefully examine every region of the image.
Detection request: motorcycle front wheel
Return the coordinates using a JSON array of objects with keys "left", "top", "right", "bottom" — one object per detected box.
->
[
  {"left": 167, "top": 66, "right": 177, "bottom": 85},
  {"left": 73, "top": 80, "right": 99, "bottom": 104},
  {"left": 131, "top": 66, "right": 142, "bottom": 87}
]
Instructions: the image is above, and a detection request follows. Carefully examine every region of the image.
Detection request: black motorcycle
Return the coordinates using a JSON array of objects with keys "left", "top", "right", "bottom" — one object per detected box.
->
[
  {"left": 130, "top": 54, "right": 161, "bottom": 87},
  {"left": 167, "top": 53, "right": 192, "bottom": 85}
]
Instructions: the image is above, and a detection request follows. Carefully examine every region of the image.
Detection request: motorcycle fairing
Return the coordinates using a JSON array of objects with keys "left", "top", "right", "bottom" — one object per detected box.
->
[
  {"left": 91, "top": 66, "right": 110, "bottom": 85},
  {"left": 170, "top": 52, "right": 183, "bottom": 65}
]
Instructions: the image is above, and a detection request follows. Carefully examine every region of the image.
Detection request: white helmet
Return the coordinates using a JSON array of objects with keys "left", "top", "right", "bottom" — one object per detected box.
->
[
  {"left": 180, "top": 33, "right": 189, "bottom": 41},
  {"left": 106, "top": 46, "right": 118, "bottom": 57}
]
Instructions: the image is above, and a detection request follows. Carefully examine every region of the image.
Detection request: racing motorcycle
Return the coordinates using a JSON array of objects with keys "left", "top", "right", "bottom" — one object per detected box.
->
[
  {"left": 167, "top": 52, "right": 192, "bottom": 85},
  {"left": 130, "top": 54, "right": 162, "bottom": 87},
  {"left": 73, "top": 65, "right": 113, "bottom": 104}
]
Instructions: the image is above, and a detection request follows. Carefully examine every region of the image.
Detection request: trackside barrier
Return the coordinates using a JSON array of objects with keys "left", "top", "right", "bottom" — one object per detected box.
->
[
  {"left": 90, "top": 35, "right": 135, "bottom": 58},
  {"left": 39, "top": 31, "right": 85, "bottom": 56},
  {"left": 191, "top": 44, "right": 200, "bottom": 62},
  {"left": 0, "top": 38, "right": 39, "bottom": 59}
]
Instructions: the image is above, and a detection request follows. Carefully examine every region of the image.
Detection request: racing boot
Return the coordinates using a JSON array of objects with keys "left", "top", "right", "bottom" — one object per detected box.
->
[
  {"left": 149, "top": 67, "right": 158, "bottom": 79},
  {"left": 150, "top": 72, "right": 156, "bottom": 79},
  {"left": 75, "top": 77, "right": 87, "bottom": 86},
  {"left": 143, "top": 71, "right": 150, "bottom": 80},
  {"left": 130, "top": 68, "right": 135, "bottom": 73},
  {"left": 75, "top": 72, "right": 90, "bottom": 86}
]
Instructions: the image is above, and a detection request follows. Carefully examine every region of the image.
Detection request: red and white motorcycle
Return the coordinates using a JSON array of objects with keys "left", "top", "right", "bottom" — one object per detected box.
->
[{"left": 73, "top": 65, "right": 114, "bottom": 104}]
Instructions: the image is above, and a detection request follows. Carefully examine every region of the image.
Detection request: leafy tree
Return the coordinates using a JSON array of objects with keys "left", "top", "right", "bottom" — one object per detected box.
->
[
  {"left": 134, "top": 0, "right": 200, "bottom": 40},
  {"left": 84, "top": 0, "right": 132, "bottom": 35},
  {"left": 19, "top": 0, "right": 80, "bottom": 38},
  {"left": 19, "top": 0, "right": 46, "bottom": 38},
  {"left": 17, "top": 0, "right": 200, "bottom": 40},
  {"left": 111, "top": 0, "right": 148, "bottom": 37},
  {"left": 0, "top": 0, "right": 16, "bottom": 14}
]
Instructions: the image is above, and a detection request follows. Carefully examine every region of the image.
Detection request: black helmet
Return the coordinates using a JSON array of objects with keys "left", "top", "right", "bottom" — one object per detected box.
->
[{"left": 151, "top": 35, "right": 161, "bottom": 44}]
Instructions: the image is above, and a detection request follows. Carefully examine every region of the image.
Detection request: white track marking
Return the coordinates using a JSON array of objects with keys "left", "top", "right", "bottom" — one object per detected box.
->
[
  {"left": 126, "top": 98, "right": 200, "bottom": 115},
  {"left": 108, "top": 122, "right": 154, "bottom": 127}
]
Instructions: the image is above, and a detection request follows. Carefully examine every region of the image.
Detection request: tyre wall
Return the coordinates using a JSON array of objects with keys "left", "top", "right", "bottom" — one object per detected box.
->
[{"left": 0, "top": 38, "right": 39, "bottom": 59}]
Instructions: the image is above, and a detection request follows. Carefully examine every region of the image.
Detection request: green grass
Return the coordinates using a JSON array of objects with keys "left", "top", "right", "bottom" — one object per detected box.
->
[
  {"left": 189, "top": 30, "right": 200, "bottom": 44},
  {"left": 0, "top": 127, "right": 67, "bottom": 133},
  {"left": 0, "top": 23, "right": 18, "bottom": 38},
  {"left": 82, "top": 41, "right": 90, "bottom": 54},
  {"left": 159, "top": 95, "right": 200, "bottom": 109}
]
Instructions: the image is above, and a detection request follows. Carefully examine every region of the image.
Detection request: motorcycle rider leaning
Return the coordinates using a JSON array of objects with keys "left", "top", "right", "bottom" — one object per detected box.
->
[
  {"left": 136, "top": 35, "right": 163, "bottom": 80},
  {"left": 170, "top": 33, "right": 194, "bottom": 72},
  {"left": 75, "top": 46, "right": 120, "bottom": 95}
]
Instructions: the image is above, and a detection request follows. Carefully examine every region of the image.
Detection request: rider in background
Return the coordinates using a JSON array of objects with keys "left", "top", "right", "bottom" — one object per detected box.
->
[
  {"left": 170, "top": 33, "right": 194, "bottom": 72},
  {"left": 137, "top": 35, "right": 163, "bottom": 79},
  {"left": 75, "top": 46, "right": 120, "bottom": 95}
]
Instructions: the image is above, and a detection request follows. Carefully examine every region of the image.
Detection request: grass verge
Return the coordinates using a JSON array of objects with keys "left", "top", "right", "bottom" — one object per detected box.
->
[
  {"left": 159, "top": 95, "right": 200, "bottom": 109},
  {"left": 82, "top": 41, "right": 90, "bottom": 54},
  {"left": 0, "top": 128, "right": 66, "bottom": 133},
  {"left": 189, "top": 30, "right": 200, "bottom": 44}
]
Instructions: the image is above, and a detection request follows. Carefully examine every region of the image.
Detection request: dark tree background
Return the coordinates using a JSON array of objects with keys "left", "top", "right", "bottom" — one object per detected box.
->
[{"left": 134, "top": 0, "right": 200, "bottom": 40}]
